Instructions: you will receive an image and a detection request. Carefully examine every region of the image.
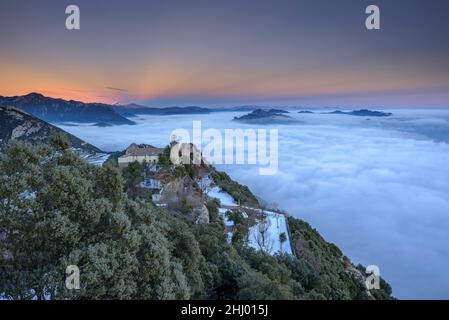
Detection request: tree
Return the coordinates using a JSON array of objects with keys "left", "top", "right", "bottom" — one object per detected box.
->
[
  {"left": 122, "top": 160, "right": 146, "bottom": 189},
  {"left": 237, "top": 269, "right": 294, "bottom": 300},
  {"left": 0, "top": 141, "right": 190, "bottom": 299},
  {"left": 180, "top": 197, "right": 192, "bottom": 215},
  {"left": 158, "top": 145, "right": 173, "bottom": 167},
  {"left": 0, "top": 139, "right": 395, "bottom": 300},
  {"left": 255, "top": 215, "right": 273, "bottom": 254},
  {"left": 279, "top": 232, "right": 287, "bottom": 253}
]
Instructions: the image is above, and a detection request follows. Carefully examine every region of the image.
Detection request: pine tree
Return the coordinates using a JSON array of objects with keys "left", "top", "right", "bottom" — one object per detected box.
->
[{"left": 0, "top": 140, "right": 192, "bottom": 299}]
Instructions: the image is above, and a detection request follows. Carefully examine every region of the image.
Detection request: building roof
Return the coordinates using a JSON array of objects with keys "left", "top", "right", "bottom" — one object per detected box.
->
[{"left": 124, "top": 143, "right": 163, "bottom": 157}]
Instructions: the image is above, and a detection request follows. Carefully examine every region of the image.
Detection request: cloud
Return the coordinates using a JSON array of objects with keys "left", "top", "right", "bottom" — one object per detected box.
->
[
  {"left": 105, "top": 86, "right": 128, "bottom": 92},
  {"left": 56, "top": 109, "right": 449, "bottom": 299}
]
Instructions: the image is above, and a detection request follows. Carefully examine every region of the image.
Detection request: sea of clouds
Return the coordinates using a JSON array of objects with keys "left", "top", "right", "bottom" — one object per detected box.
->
[{"left": 58, "top": 109, "right": 449, "bottom": 299}]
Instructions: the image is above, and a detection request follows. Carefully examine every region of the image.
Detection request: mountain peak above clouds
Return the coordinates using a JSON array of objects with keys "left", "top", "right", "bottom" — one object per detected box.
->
[{"left": 0, "top": 93, "right": 136, "bottom": 125}]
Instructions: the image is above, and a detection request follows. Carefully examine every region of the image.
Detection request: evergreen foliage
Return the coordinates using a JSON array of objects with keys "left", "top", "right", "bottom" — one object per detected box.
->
[{"left": 0, "top": 139, "right": 394, "bottom": 300}]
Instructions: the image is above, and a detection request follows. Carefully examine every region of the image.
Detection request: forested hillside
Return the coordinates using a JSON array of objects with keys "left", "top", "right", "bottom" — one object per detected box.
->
[{"left": 0, "top": 137, "right": 394, "bottom": 300}]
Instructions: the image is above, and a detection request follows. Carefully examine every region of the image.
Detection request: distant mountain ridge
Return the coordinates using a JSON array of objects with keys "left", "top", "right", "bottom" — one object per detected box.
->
[
  {"left": 112, "top": 103, "right": 212, "bottom": 116},
  {"left": 0, "top": 93, "right": 217, "bottom": 123},
  {"left": 0, "top": 93, "right": 135, "bottom": 125},
  {"left": 0, "top": 93, "right": 393, "bottom": 125},
  {"left": 326, "top": 109, "right": 393, "bottom": 117},
  {"left": 0, "top": 106, "right": 102, "bottom": 153}
]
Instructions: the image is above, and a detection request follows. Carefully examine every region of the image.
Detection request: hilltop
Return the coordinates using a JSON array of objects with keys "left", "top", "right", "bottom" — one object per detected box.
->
[
  {"left": 0, "top": 93, "right": 135, "bottom": 125},
  {"left": 0, "top": 107, "right": 110, "bottom": 165},
  {"left": 0, "top": 107, "right": 101, "bottom": 153},
  {"left": 326, "top": 109, "right": 393, "bottom": 117},
  {"left": 114, "top": 142, "right": 395, "bottom": 300},
  {"left": 233, "top": 109, "right": 295, "bottom": 124},
  {"left": 0, "top": 93, "right": 218, "bottom": 125}
]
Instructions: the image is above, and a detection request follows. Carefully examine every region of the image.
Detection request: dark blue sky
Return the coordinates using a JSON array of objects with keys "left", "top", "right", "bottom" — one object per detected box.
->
[{"left": 1, "top": 0, "right": 448, "bottom": 107}]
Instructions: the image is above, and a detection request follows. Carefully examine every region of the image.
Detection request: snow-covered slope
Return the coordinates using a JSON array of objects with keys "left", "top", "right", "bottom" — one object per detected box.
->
[{"left": 248, "top": 211, "right": 293, "bottom": 255}]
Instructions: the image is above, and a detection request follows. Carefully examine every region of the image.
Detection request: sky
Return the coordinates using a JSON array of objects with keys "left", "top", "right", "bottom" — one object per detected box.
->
[{"left": 1, "top": 0, "right": 449, "bottom": 108}]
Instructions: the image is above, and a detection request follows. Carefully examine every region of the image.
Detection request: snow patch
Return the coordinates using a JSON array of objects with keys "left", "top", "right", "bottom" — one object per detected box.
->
[
  {"left": 207, "top": 186, "right": 237, "bottom": 206},
  {"left": 248, "top": 211, "right": 292, "bottom": 255}
]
